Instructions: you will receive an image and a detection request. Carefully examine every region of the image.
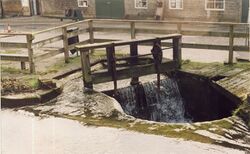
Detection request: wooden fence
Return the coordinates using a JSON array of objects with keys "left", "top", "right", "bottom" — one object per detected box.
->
[{"left": 0, "top": 19, "right": 249, "bottom": 73}]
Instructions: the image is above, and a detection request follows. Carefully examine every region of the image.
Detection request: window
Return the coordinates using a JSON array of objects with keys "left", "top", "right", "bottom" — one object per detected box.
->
[
  {"left": 169, "top": 0, "right": 183, "bottom": 9},
  {"left": 205, "top": 0, "right": 225, "bottom": 11},
  {"left": 135, "top": 0, "right": 148, "bottom": 9},
  {"left": 78, "top": 0, "right": 88, "bottom": 7}
]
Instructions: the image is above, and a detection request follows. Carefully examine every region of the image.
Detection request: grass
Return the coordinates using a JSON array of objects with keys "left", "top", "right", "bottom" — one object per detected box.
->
[
  {"left": 21, "top": 105, "right": 214, "bottom": 144},
  {"left": 233, "top": 101, "right": 250, "bottom": 128},
  {"left": 46, "top": 56, "right": 81, "bottom": 74},
  {"left": 22, "top": 76, "right": 40, "bottom": 89},
  {"left": 63, "top": 114, "right": 214, "bottom": 144},
  {"left": 182, "top": 60, "right": 250, "bottom": 71},
  {"left": 0, "top": 50, "right": 18, "bottom": 54},
  {"left": 1, "top": 66, "right": 29, "bottom": 74}
]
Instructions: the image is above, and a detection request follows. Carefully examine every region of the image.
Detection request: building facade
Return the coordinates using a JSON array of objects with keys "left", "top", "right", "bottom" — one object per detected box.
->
[
  {"left": 1, "top": 0, "right": 249, "bottom": 23},
  {"left": 1, "top": 0, "right": 41, "bottom": 17}
]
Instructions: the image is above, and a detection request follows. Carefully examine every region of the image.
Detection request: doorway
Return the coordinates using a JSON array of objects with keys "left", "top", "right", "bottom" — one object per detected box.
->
[
  {"left": 95, "top": 0, "right": 124, "bottom": 19},
  {"left": 242, "top": 0, "right": 249, "bottom": 23}
]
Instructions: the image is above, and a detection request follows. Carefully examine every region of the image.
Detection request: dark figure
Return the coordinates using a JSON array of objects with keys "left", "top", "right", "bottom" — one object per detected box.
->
[
  {"left": 151, "top": 42, "right": 163, "bottom": 64},
  {"left": 151, "top": 42, "right": 163, "bottom": 90}
]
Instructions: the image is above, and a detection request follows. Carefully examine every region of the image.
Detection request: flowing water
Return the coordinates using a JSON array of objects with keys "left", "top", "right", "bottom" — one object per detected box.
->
[{"left": 115, "top": 78, "right": 187, "bottom": 123}]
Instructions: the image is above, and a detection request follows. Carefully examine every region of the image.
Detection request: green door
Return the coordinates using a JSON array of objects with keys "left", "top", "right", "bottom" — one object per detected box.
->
[
  {"left": 95, "top": 0, "right": 124, "bottom": 19},
  {"left": 241, "top": 0, "right": 249, "bottom": 23}
]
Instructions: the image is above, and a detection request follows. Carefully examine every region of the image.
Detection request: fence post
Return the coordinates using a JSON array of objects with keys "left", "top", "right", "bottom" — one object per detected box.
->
[
  {"left": 228, "top": 24, "right": 234, "bottom": 64},
  {"left": 130, "top": 42, "right": 139, "bottom": 85},
  {"left": 106, "top": 44, "right": 117, "bottom": 94},
  {"left": 130, "top": 21, "right": 136, "bottom": 39},
  {"left": 173, "top": 36, "right": 182, "bottom": 68},
  {"left": 80, "top": 49, "right": 93, "bottom": 90},
  {"left": 62, "top": 27, "right": 69, "bottom": 63},
  {"left": 26, "top": 34, "right": 35, "bottom": 73},
  {"left": 88, "top": 20, "right": 94, "bottom": 44},
  {"left": 88, "top": 20, "right": 94, "bottom": 53}
]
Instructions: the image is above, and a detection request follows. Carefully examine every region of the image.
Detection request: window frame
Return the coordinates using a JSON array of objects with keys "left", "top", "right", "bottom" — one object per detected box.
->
[
  {"left": 205, "top": 0, "right": 225, "bottom": 11},
  {"left": 78, "top": 0, "right": 88, "bottom": 8},
  {"left": 169, "top": 0, "right": 183, "bottom": 10},
  {"left": 135, "top": 0, "right": 148, "bottom": 9}
]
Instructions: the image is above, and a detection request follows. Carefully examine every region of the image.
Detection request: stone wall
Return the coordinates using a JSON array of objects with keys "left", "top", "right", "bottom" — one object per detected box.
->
[
  {"left": 123, "top": 0, "right": 242, "bottom": 22},
  {"left": 164, "top": 0, "right": 242, "bottom": 22},
  {"left": 124, "top": 0, "right": 155, "bottom": 19},
  {"left": 2, "top": 0, "right": 23, "bottom": 16},
  {"left": 39, "top": 0, "right": 242, "bottom": 22},
  {"left": 1, "top": 0, "right": 32, "bottom": 16},
  {"left": 40, "top": 0, "right": 95, "bottom": 18}
]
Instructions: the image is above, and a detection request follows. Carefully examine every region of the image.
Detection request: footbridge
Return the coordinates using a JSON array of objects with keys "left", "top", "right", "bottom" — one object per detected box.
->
[{"left": 76, "top": 34, "right": 182, "bottom": 92}]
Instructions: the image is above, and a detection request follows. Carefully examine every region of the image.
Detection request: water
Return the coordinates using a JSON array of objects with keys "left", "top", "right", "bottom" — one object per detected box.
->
[{"left": 115, "top": 78, "right": 187, "bottom": 123}]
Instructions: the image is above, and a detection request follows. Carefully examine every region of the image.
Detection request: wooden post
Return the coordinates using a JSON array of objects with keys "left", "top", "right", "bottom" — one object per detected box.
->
[
  {"left": 80, "top": 49, "right": 93, "bottom": 90},
  {"left": 21, "top": 62, "right": 26, "bottom": 70},
  {"left": 106, "top": 44, "right": 117, "bottom": 94},
  {"left": 130, "top": 21, "right": 136, "bottom": 39},
  {"left": 88, "top": 20, "right": 94, "bottom": 43},
  {"left": 177, "top": 23, "right": 182, "bottom": 34},
  {"left": 130, "top": 43, "right": 139, "bottom": 85},
  {"left": 173, "top": 36, "right": 182, "bottom": 68},
  {"left": 62, "top": 27, "right": 69, "bottom": 63},
  {"left": 228, "top": 24, "right": 234, "bottom": 64},
  {"left": 88, "top": 20, "right": 94, "bottom": 53},
  {"left": 26, "top": 34, "right": 35, "bottom": 73}
]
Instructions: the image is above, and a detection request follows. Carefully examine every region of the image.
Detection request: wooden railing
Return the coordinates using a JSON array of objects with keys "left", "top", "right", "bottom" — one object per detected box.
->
[
  {"left": 0, "top": 19, "right": 249, "bottom": 73},
  {"left": 76, "top": 34, "right": 182, "bottom": 91}
]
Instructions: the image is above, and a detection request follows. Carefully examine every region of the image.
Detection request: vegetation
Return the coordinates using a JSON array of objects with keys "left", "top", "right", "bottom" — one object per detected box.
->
[
  {"left": 46, "top": 56, "right": 81, "bottom": 74},
  {"left": 182, "top": 60, "right": 250, "bottom": 71},
  {"left": 0, "top": 50, "right": 18, "bottom": 54},
  {"left": 1, "top": 66, "right": 29, "bottom": 74},
  {"left": 22, "top": 105, "right": 238, "bottom": 147},
  {"left": 234, "top": 101, "right": 250, "bottom": 128}
]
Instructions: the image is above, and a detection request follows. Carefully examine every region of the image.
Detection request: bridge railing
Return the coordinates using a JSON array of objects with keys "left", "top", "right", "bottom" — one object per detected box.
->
[{"left": 76, "top": 34, "right": 182, "bottom": 91}]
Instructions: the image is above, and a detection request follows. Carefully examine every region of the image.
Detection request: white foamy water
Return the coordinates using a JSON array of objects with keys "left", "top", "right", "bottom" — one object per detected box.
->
[
  {"left": 0, "top": 110, "right": 244, "bottom": 154},
  {"left": 116, "top": 79, "right": 188, "bottom": 123}
]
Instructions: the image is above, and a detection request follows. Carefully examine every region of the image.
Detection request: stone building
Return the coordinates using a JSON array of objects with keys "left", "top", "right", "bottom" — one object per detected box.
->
[
  {"left": 1, "top": 0, "right": 249, "bottom": 22},
  {"left": 1, "top": 0, "right": 41, "bottom": 17}
]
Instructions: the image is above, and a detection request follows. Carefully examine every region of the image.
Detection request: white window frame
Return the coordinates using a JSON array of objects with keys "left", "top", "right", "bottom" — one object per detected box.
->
[
  {"left": 169, "top": 0, "right": 183, "bottom": 10},
  {"left": 78, "top": 0, "right": 88, "bottom": 8},
  {"left": 135, "top": 0, "right": 148, "bottom": 9},
  {"left": 205, "top": 0, "right": 225, "bottom": 11}
]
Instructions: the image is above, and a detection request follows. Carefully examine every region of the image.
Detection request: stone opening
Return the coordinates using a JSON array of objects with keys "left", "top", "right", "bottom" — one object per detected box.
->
[{"left": 105, "top": 72, "right": 239, "bottom": 123}]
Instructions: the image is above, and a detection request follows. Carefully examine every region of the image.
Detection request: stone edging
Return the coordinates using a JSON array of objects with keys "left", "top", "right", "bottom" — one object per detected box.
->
[{"left": 1, "top": 85, "right": 63, "bottom": 108}]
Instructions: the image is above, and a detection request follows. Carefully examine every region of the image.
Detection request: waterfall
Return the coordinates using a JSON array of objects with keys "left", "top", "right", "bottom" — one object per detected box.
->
[{"left": 115, "top": 78, "right": 187, "bottom": 123}]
